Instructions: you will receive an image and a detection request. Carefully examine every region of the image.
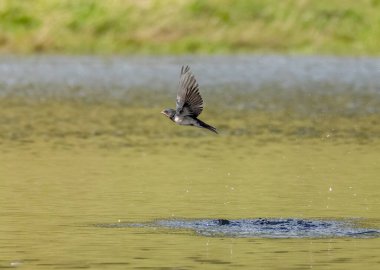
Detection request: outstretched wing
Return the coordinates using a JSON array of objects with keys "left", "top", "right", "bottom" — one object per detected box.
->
[{"left": 175, "top": 65, "right": 204, "bottom": 117}]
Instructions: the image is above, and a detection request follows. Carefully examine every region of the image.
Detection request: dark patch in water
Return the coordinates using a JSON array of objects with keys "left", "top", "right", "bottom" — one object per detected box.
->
[
  {"left": 95, "top": 218, "right": 380, "bottom": 239},
  {"left": 217, "top": 219, "right": 230, "bottom": 226}
]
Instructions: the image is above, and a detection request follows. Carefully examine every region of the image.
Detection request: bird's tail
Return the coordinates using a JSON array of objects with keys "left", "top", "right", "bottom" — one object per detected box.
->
[{"left": 196, "top": 119, "right": 218, "bottom": 134}]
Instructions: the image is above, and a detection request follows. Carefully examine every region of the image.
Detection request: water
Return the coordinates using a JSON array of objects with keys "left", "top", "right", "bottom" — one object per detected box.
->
[
  {"left": 0, "top": 56, "right": 380, "bottom": 269},
  {"left": 101, "top": 218, "right": 380, "bottom": 238}
]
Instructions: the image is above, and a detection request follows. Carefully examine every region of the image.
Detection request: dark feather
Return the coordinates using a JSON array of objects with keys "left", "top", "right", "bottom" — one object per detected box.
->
[
  {"left": 196, "top": 118, "right": 218, "bottom": 134},
  {"left": 176, "top": 65, "right": 204, "bottom": 117}
]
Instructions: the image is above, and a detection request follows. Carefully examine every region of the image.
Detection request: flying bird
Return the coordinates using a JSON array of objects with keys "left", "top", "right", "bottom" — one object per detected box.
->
[{"left": 161, "top": 66, "right": 218, "bottom": 134}]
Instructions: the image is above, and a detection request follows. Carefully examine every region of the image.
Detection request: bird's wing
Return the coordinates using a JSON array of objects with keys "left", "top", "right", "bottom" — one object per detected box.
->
[{"left": 175, "top": 65, "right": 204, "bottom": 117}]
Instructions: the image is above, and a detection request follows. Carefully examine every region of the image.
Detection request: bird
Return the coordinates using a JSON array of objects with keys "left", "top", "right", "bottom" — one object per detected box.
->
[{"left": 161, "top": 65, "right": 218, "bottom": 134}]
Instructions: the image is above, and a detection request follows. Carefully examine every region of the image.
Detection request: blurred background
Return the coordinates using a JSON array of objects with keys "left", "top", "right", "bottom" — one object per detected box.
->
[
  {"left": 1, "top": 1, "right": 380, "bottom": 270},
  {"left": 1, "top": 0, "right": 379, "bottom": 55}
]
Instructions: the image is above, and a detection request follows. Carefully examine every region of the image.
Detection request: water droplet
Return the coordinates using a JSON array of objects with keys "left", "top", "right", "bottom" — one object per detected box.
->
[{"left": 10, "top": 261, "right": 22, "bottom": 267}]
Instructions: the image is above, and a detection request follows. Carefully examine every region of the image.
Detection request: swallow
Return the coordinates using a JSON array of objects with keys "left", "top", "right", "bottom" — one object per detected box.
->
[{"left": 161, "top": 65, "right": 218, "bottom": 134}]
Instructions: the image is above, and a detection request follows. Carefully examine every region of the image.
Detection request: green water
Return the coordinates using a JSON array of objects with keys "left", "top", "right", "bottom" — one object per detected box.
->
[{"left": 0, "top": 100, "right": 379, "bottom": 269}]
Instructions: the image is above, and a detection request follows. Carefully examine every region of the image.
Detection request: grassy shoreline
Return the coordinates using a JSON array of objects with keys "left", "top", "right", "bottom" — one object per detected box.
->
[{"left": 1, "top": 0, "right": 379, "bottom": 55}]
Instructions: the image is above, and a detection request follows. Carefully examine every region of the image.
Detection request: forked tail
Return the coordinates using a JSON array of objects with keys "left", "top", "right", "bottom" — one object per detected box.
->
[{"left": 197, "top": 119, "right": 218, "bottom": 134}]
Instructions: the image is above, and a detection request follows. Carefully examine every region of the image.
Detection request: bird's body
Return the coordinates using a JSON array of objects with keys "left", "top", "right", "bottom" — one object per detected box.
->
[
  {"left": 174, "top": 115, "right": 194, "bottom": 125},
  {"left": 161, "top": 66, "right": 218, "bottom": 134}
]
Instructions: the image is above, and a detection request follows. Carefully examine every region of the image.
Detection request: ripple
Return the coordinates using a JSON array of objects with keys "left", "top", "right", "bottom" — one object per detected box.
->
[{"left": 96, "top": 218, "right": 380, "bottom": 239}]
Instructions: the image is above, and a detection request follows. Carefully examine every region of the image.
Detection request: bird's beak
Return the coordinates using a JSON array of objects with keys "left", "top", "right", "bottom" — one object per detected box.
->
[{"left": 160, "top": 110, "right": 166, "bottom": 115}]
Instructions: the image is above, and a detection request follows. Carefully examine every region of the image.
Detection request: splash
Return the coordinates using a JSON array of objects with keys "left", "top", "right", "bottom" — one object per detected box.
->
[{"left": 96, "top": 218, "right": 380, "bottom": 239}]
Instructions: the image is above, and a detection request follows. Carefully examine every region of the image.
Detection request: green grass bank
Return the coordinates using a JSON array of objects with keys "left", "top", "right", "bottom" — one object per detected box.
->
[{"left": 0, "top": 0, "right": 380, "bottom": 55}]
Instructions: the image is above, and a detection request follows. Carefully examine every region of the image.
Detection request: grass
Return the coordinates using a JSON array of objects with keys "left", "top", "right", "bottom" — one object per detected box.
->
[{"left": 0, "top": 0, "right": 380, "bottom": 55}]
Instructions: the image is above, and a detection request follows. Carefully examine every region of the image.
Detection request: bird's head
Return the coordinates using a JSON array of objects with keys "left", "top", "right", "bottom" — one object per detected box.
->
[{"left": 161, "top": 108, "right": 176, "bottom": 120}]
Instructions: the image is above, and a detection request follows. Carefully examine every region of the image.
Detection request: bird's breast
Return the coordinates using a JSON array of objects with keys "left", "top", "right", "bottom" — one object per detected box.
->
[{"left": 174, "top": 115, "right": 194, "bottom": 126}]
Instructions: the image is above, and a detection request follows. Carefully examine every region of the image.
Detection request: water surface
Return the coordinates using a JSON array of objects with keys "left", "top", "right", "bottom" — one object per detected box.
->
[{"left": 0, "top": 56, "right": 379, "bottom": 269}]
